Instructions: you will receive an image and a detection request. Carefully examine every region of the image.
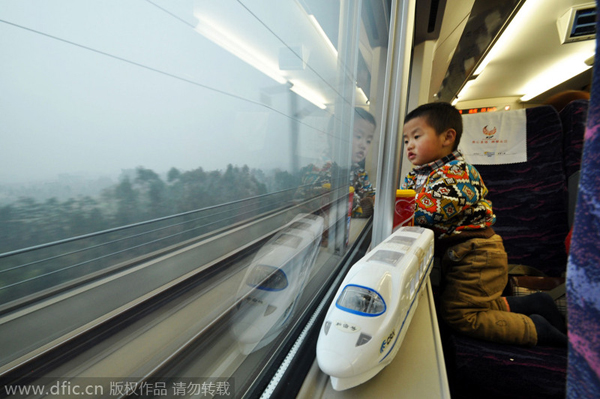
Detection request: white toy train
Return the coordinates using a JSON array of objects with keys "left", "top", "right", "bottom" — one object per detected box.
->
[
  {"left": 230, "top": 213, "right": 324, "bottom": 354},
  {"left": 316, "top": 226, "right": 434, "bottom": 391}
]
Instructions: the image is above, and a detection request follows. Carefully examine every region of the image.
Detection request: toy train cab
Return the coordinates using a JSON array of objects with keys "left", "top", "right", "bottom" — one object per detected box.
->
[
  {"left": 230, "top": 213, "right": 324, "bottom": 354},
  {"left": 316, "top": 226, "right": 434, "bottom": 391}
]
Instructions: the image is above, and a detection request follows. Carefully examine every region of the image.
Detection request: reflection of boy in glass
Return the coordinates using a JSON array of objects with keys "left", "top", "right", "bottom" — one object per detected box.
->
[
  {"left": 349, "top": 108, "right": 376, "bottom": 218},
  {"left": 294, "top": 107, "right": 377, "bottom": 218}
]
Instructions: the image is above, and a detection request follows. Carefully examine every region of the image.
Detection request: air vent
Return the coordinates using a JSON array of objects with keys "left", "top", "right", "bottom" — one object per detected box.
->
[{"left": 557, "top": 3, "right": 596, "bottom": 44}]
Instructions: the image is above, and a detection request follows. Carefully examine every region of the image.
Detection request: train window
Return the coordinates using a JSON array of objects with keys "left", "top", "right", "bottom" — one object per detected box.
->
[
  {"left": 413, "top": 247, "right": 426, "bottom": 269},
  {"left": 410, "top": 277, "right": 416, "bottom": 297},
  {"left": 336, "top": 284, "right": 386, "bottom": 316},
  {"left": 368, "top": 249, "right": 404, "bottom": 266},
  {"left": 0, "top": 0, "right": 391, "bottom": 394}
]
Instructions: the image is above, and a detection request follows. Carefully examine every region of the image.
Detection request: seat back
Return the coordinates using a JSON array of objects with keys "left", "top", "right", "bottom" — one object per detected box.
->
[
  {"left": 559, "top": 99, "right": 589, "bottom": 227},
  {"left": 442, "top": 106, "right": 572, "bottom": 399},
  {"left": 466, "top": 106, "right": 569, "bottom": 277},
  {"left": 566, "top": 27, "right": 600, "bottom": 394}
]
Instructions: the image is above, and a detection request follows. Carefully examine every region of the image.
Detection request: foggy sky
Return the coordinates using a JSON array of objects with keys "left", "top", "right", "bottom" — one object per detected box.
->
[{"left": 0, "top": 0, "right": 335, "bottom": 184}]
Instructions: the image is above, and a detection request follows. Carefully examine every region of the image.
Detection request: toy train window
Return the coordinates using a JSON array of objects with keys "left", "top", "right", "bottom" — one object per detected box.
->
[
  {"left": 414, "top": 247, "right": 425, "bottom": 267},
  {"left": 247, "top": 264, "right": 288, "bottom": 291},
  {"left": 336, "top": 284, "right": 386, "bottom": 316},
  {"left": 388, "top": 236, "right": 416, "bottom": 246},
  {"left": 273, "top": 233, "right": 302, "bottom": 248},
  {"left": 400, "top": 226, "right": 426, "bottom": 233},
  {"left": 368, "top": 250, "right": 403, "bottom": 266}
]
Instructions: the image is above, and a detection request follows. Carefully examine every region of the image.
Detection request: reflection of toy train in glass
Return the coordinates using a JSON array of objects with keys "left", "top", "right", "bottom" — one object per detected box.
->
[
  {"left": 316, "top": 226, "right": 434, "bottom": 391},
  {"left": 230, "top": 213, "right": 324, "bottom": 355}
]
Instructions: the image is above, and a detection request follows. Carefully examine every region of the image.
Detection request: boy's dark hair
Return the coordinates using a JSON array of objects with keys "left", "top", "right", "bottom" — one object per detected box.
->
[
  {"left": 354, "top": 107, "right": 376, "bottom": 127},
  {"left": 327, "top": 107, "right": 376, "bottom": 134},
  {"left": 323, "top": 107, "right": 376, "bottom": 168},
  {"left": 404, "top": 102, "right": 462, "bottom": 150}
]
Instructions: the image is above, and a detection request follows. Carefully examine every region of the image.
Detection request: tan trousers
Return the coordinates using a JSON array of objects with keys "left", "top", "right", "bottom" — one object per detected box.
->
[{"left": 440, "top": 234, "right": 537, "bottom": 346}]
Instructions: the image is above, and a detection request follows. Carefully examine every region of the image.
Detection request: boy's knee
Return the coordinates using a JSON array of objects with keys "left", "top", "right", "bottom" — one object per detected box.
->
[
  {"left": 441, "top": 303, "right": 538, "bottom": 346},
  {"left": 439, "top": 300, "right": 473, "bottom": 331}
]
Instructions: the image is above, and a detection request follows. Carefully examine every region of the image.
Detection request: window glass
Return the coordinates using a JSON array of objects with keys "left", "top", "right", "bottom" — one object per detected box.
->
[
  {"left": 0, "top": 0, "right": 390, "bottom": 392},
  {"left": 336, "top": 285, "right": 386, "bottom": 315}
]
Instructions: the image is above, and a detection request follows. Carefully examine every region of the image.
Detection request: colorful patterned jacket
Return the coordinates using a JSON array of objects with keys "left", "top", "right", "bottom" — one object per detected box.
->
[
  {"left": 401, "top": 151, "right": 496, "bottom": 240},
  {"left": 350, "top": 163, "right": 375, "bottom": 217},
  {"left": 295, "top": 161, "right": 375, "bottom": 218}
]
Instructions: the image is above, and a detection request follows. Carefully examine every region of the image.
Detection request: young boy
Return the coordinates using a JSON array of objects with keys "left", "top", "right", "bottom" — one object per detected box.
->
[{"left": 401, "top": 102, "right": 566, "bottom": 346}]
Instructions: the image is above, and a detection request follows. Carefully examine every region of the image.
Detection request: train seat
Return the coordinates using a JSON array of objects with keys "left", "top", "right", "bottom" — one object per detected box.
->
[
  {"left": 439, "top": 105, "right": 575, "bottom": 399},
  {"left": 471, "top": 105, "right": 570, "bottom": 277},
  {"left": 565, "top": 93, "right": 600, "bottom": 398},
  {"left": 443, "top": 332, "right": 568, "bottom": 399},
  {"left": 559, "top": 99, "right": 589, "bottom": 227}
]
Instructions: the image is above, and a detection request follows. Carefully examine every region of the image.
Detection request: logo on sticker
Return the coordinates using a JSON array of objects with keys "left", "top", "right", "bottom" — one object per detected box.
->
[{"left": 483, "top": 125, "right": 497, "bottom": 139}]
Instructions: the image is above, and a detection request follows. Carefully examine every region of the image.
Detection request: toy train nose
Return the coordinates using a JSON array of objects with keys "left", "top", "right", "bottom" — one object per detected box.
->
[{"left": 317, "top": 349, "right": 354, "bottom": 378}]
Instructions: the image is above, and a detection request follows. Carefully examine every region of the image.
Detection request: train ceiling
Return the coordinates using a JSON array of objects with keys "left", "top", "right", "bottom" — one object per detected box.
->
[{"left": 435, "top": 0, "right": 596, "bottom": 106}]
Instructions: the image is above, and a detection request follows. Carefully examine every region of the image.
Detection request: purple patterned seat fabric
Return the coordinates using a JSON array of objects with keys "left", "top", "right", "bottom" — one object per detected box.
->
[
  {"left": 476, "top": 105, "right": 569, "bottom": 277},
  {"left": 443, "top": 106, "right": 572, "bottom": 398},
  {"left": 566, "top": 12, "right": 600, "bottom": 396},
  {"left": 560, "top": 99, "right": 589, "bottom": 179}
]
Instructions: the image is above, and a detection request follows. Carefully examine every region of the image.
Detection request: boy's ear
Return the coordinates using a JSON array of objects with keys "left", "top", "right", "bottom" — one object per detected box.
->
[{"left": 443, "top": 129, "right": 457, "bottom": 147}]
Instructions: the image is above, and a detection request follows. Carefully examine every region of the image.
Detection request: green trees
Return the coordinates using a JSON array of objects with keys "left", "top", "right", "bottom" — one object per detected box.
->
[
  {"left": 0, "top": 164, "right": 275, "bottom": 254},
  {"left": 0, "top": 164, "right": 304, "bottom": 302},
  {"left": 113, "top": 177, "right": 140, "bottom": 225}
]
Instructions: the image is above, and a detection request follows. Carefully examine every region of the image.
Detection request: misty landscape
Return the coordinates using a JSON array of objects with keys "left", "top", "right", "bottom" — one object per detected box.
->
[
  {"left": 0, "top": 164, "right": 301, "bottom": 255},
  {"left": 0, "top": 1, "right": 335, "bottom": 303}
]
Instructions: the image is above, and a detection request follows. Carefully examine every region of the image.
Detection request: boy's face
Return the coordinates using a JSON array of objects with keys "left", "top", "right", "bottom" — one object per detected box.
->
[
  {"left": 403, "top": 116, "right": 454, "bottom": 166},
  {"left": 352, "top": 118, "right": 375, "bottom": 164}
]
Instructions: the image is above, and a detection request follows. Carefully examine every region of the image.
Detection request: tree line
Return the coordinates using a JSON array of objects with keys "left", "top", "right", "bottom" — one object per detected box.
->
[{"left": 0, "top": 164, "right": 300, "bottom": 254}]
